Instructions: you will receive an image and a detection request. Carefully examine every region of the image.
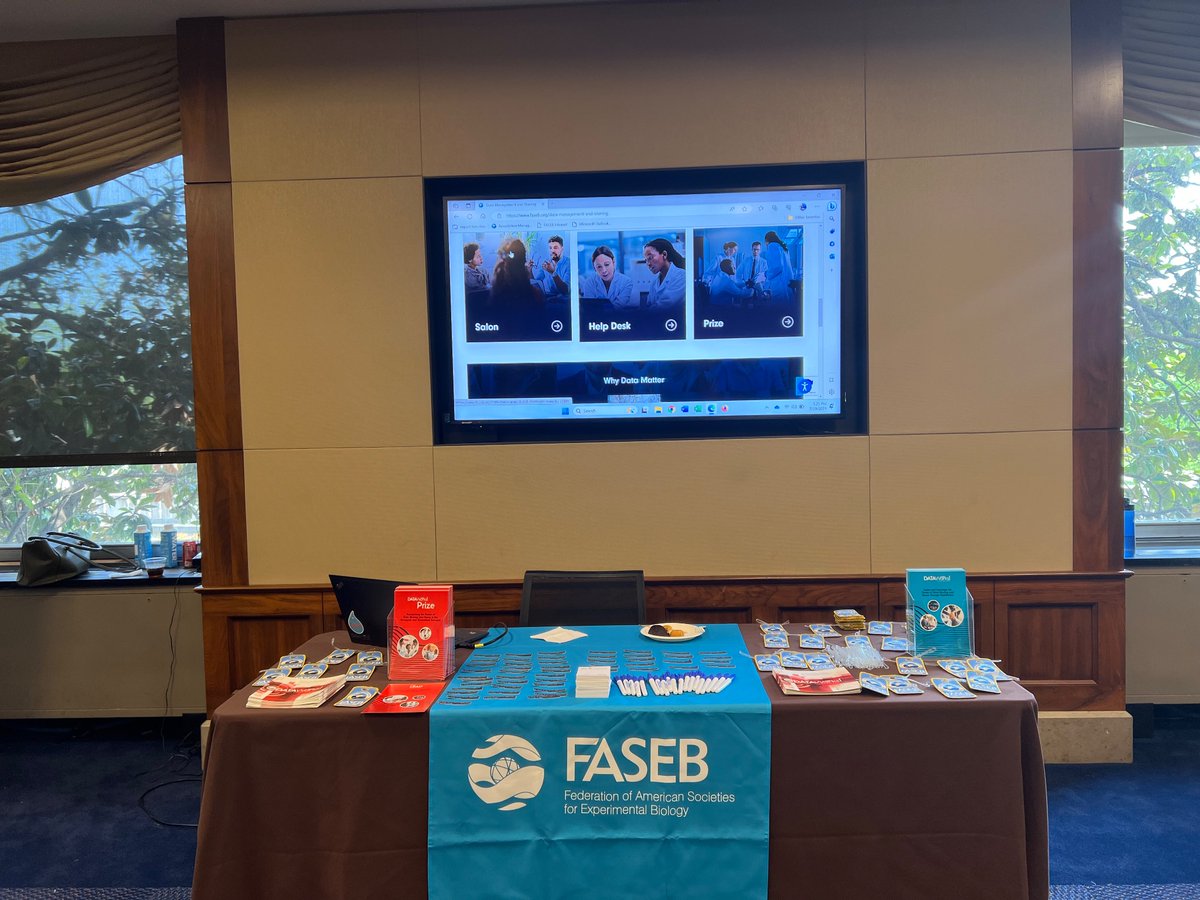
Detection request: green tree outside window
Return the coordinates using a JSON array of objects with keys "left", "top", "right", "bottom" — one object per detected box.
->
[
  {"left": 1124, "top": 145, "right": 1200, "bottom": 524},
  {"left": 0, "top": 158, "right": 197, "bottom": 544}
]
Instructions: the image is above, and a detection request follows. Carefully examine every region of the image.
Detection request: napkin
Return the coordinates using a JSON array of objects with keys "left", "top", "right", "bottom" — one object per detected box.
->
[{"left": 529, "top": 626, "right": 588, "bottom": 644}]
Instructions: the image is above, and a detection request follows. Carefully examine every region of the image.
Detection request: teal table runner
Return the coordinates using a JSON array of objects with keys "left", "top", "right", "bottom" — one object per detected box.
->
[{"left": 428, "top": 623, "right": 771, "bottom": 899}]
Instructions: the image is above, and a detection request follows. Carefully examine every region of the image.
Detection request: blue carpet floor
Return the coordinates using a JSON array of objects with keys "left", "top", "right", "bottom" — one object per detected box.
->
[
  {"left": 0, "top": 718, "right": 201, "bottom": 889},
  {"left": 0, "top": 708, "right": 1197, "bottom": 895},
  {"left": 1046, "top": 706, "right": 1200, "bottom": 889}
]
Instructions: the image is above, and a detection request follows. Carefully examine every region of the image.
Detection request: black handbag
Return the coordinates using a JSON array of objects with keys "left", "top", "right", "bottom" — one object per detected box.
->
[{"left": 17, "top": 532, "right": 138, "bottom": 587}]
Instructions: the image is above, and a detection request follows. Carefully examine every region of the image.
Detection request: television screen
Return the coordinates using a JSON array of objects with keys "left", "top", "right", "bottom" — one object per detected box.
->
[{"left": 424, "top": 163, "right": 866, "bottom": 444}]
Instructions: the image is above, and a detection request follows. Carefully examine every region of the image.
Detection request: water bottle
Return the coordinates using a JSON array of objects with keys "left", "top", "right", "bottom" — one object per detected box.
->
[
  {"left": 160, "top": 523, "right": 178, "bottom": 568},
  {"left": 1123, "top": 498, "right": 1136, "bottom": 559},
  {"left": 133, "top": 524, "right": 152, "bottom": 567}
]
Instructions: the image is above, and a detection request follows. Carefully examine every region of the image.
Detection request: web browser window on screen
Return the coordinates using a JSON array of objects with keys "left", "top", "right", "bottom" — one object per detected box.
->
[{"left": 445, "top": 187, "right": 844, "bottom": 424}]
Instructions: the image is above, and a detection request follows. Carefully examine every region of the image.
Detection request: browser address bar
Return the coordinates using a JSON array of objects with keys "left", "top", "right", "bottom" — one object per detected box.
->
[{"left": 502, "top": 204, "right": 756, "bottom": 219}]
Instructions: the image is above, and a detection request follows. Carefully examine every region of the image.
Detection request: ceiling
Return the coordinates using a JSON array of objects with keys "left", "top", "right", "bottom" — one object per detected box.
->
[{"left": 2, "top": 0, "right": 607, "bottom": 43}]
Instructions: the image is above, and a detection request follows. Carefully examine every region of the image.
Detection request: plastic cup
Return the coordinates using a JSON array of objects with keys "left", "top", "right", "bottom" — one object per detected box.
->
[{"left": 144, "top": 556, "right": 167, "bottom": 578}]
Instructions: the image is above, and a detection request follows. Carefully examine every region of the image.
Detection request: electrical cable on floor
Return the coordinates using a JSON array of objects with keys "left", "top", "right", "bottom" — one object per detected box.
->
[
  {"left": 138, "top": 777, "right": 201, "bottom": 829},
  {"left": 138, "top": 572, "right": 203, "bottom": 828},
  {"left": 132, "top": 739, "right": 199, "bottom": 781}
]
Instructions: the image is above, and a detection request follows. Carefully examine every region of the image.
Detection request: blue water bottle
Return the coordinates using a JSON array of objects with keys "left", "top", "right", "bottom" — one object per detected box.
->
[
  {"left": 160, "top": 523, "right": 178, "bottom": 568},
  {"left": 133, "top": 524, "right": 152, "bottom": 567},
  {"left": 1123, "top": 498, "right": 1136, "bottom": 559}
]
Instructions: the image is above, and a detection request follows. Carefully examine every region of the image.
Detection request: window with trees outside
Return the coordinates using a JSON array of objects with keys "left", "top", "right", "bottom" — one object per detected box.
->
[
  {"left": 0, "top": 157, "right": 197, "bottom": 553},
  {"left": 1123, "top": 144, "right": 1200, "bottom": 551}
]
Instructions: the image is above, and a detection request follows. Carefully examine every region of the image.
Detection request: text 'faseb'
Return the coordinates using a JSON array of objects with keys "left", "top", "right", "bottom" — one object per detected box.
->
[{"left": 566, "top": 737, "right": 709, "bottom": 783}]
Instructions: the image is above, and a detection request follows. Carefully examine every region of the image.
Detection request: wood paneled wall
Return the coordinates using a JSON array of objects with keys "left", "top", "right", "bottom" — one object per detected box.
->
[
  {"left": 180, "top": 0, "right": 1127, "bottom": 716},
  {"left": 202, "top": 0, "right": 1100, "bottom": 585}
]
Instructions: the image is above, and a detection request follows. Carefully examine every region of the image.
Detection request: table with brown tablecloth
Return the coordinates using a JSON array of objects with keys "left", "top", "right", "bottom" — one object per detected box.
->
[{"left": 193, "top": 626, "right": 1048, "bottom": 900}]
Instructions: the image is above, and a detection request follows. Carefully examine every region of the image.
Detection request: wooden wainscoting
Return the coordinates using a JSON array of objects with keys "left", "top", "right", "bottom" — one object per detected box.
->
[
  {"left": 994, "top": 576, "right": 1126, "bottom": 711},
  {"left": 200, "top": 572, "right": 1127, "bottom": 714},
  {"left": 201, "top": 587, "right": 326, "bottom": 713}
]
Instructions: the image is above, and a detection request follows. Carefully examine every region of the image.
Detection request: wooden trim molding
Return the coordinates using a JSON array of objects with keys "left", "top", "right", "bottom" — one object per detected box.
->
[
  {"left": 1072, "top": 150, "right": 1124, "bottom": 432},
  {"left": 177, "top": 18, "right": 232, "bottom": 184},
  {"left": 1070, "top": 0, "right": 1123, "bottom": 572},
  {"left": 196, "top": 451, "right": 249, "bottom": 588},
  {"left": 1071, "top": 0, "right": 1123, "bottom": 151},
  {"left": 1071, "top": 148, "right": 1123, "bottom": 571},
  {"left": 178, "top": 16, "right": 248, "bottom": 589},
  {"left": 184, "top": 181, "right": 243, "bottom": 451},
  {"left": 1073, "top": 426, "right": 1123, "bottom": 572}
]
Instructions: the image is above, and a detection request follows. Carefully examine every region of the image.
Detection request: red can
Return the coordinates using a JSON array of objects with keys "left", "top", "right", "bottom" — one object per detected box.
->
[{"left": 181, "top": 541, "right": 199, "bottom": 568}]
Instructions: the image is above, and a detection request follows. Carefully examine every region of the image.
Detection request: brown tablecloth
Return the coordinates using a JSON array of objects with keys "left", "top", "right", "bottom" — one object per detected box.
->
[{"left": 193, "top": 627, "right": 1048, "bottom": 900}]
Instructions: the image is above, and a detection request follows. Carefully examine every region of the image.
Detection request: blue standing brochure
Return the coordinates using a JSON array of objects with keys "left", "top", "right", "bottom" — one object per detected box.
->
[{"left": 905, "top": 568, "right": 973, "bottom": 659}]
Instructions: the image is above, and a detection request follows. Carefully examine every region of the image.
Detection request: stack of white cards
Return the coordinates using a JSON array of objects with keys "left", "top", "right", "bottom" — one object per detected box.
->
[{"left": 574, "top": 665, "right": 612, "bottom": 699}]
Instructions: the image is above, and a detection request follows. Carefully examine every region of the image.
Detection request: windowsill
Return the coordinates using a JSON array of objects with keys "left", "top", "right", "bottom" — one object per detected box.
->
[
  {"left": 1126, "top": 547, "right": 1200, "bottom": 567},
  {"left": 0, "top": 567, "right": 201, "bottom": 588}
]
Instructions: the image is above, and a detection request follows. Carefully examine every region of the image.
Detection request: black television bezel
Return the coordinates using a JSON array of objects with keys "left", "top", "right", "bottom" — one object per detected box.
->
[{"left": 424, "top": 161, "right": 867, "bottom": 445}]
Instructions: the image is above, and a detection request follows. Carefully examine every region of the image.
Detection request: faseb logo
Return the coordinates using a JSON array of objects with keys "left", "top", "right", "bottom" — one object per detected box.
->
[
  {"left": 567, "top": 737, "right": 709, "bottom": 783},
  {"left": 469, "top": 734, "right": 545, "bottom": 811}
]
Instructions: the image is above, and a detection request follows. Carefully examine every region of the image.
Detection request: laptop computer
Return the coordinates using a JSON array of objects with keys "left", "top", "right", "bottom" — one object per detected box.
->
[{"left": 328, "top": 574, "right": 413, "bottom": 647}]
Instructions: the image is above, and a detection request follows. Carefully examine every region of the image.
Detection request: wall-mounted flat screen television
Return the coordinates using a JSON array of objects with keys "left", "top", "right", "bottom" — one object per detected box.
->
[{"left": 424, "top": 162, "right": 866, "bottom": 444}]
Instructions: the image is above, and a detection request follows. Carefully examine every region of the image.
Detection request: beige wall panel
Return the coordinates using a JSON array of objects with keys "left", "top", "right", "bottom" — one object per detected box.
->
[
  {"left": 434, "top": 437, "right": 871, "bottom": 581},
  {"left": 417, "top": 0, "right": 866, "bottom": 176},
  {"left": 225, "top": 14, "right": 421, "bottom": 181},
  {"left": 234, "top": 177, "right": 431, "bottom": 450},
  {"left": 0, "top": 587, "right": 204, "bottom": 716},
  {"left": 865, "top": 0, "right": 1072, "bottom": 158},
  {"left": 870, "top": 431, "right": 1073, "bottom": 573},
  {"left": 1126, "top": 570, "right": 1200, "bottom": 704},
  {"left": 868, "top": 152, "right": 1073, "bottom": 435},
  {"left": 244, "top": 447, "right": 436, "bottom": 584}
]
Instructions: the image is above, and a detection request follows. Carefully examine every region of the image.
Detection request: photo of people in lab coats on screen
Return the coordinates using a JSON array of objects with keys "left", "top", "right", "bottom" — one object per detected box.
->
[
  {"left": 693, "top": 226, "right": 803, "bottom": 340},
  {"left": 576, "top": 230, "right": 686, "bottom": 342}
]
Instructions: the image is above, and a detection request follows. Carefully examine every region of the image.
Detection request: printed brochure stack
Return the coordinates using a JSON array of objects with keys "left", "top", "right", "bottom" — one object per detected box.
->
[{"left": 246, "top": 675, "right": 347, "bottom": 708}]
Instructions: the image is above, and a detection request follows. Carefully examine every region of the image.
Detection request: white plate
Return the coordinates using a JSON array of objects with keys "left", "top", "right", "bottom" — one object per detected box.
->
[{"left": 640, "top": 623, "right": 706, "bottom": 643}]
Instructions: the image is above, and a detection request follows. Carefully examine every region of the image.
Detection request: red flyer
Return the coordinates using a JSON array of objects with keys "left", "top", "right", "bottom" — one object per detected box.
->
[{"left": 361, "top": 682, "right": 446, "bottom": 714}]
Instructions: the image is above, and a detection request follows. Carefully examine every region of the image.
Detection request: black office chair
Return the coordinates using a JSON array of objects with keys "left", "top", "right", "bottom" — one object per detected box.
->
[{"left": 519, "top": 570, "right": 646, "bottom": 627}]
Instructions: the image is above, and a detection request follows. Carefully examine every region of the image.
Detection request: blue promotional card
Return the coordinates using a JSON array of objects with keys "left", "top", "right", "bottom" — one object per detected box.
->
[
  {"left": 905, "top": 568, "right": 973, "bottom": 659},
  {"left": 966, "top": 671, "right": 1001, "bottom": 694}
]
